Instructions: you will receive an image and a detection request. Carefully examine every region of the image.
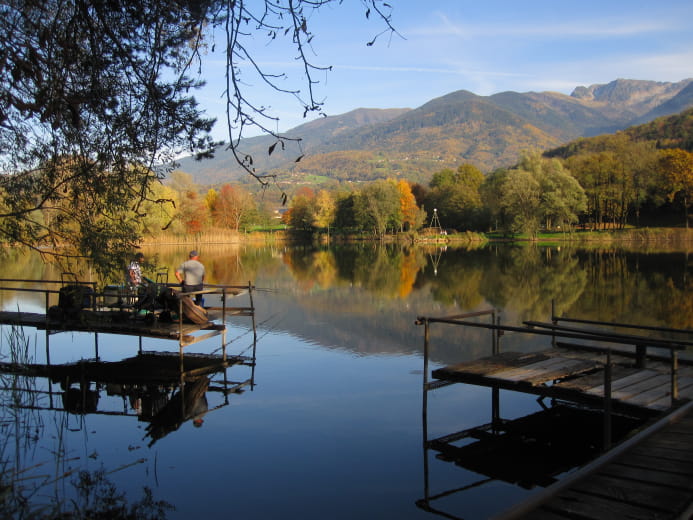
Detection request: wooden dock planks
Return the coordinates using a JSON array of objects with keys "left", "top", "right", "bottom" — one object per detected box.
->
[
  {"left": 0, "top": 309, "right": 224, "bottom": 342},
  {"left": 432, "top": 348, "right": 689, "bottom": 414},
  {"left": 497, "top": 403, "right": 693, "bottom": 520}
]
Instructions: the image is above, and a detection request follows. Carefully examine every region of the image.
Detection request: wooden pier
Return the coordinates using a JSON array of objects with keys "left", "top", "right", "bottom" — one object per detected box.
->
[
  {"left": 432, "top": 345, "right": 693, "bottom": 416},
  {"left": 0, "top": 279, "right": 259, "bottom": 445},
  {"left": 0, "top": 279, "right": 256, "bottom": 349},
  {"left": 416, "top": 309, "right": 693, "bottom": 519},
  {"left": 496, "top": 400, "right": 693, "bottom": 520}
]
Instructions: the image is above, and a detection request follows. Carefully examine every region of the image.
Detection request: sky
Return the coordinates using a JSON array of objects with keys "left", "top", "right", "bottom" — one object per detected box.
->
[{"left": 195, "top": 0, "right": 693, "bottom": 142}]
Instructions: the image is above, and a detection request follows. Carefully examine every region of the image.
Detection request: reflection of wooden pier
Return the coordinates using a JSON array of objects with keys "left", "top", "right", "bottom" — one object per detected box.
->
[
  {"left": 0, "top": 350, "right": 256, "bottom": 446},
  {"left": 415, "top": 309, "right": 693, "bottom": 519},
  {"left": 0, "top": 350, "right": 254, "bottom": 386},
  {"left": 0, "top": 278, "right": 259, "bottom": 446}
]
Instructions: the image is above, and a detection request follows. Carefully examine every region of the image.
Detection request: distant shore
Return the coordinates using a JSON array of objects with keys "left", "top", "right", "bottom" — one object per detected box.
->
[{"left": 141, "top": 227, "right": 693, "bottom": 249}]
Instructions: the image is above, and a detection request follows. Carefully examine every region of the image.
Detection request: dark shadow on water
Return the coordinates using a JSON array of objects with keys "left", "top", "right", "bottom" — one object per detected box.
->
[{"left": 418, "top": 398, "right": 647, "bottom": 520}]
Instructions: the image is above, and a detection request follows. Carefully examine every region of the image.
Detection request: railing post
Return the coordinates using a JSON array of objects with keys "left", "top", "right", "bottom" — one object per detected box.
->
[
  {"left": 603, "top": 349, "right": 612, "bottom": 451},
  {"left": 491, "top": 310, "right": 498, "bottom": 355},
  {"left": 248, "top": 281, "right": 256, "bottom": 343},
  {"left": 222, "top": 288, "right": 227, "bottom": 362},
  {"left": 178, "top": 297, "right": 184, "bottom": 373},
  {"left": 635, "top": 344, "right": 646, "bottom": 368},
  {"left": 496, "top": 311, "right": 503, "bottom": 352},
  {"left": 671, "top": 348, "right": 679, "bottom": 405},
  {"left": 421, "top": 318, "right": 430, "bottom": 506}
]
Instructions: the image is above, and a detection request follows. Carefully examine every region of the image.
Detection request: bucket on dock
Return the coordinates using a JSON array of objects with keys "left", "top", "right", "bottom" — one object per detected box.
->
[
  {"left": 103, "top": 285, "right": 124, "bottom": 306},
  {"left": 58, "top": 284, "right": 94, "bottom": 311}
]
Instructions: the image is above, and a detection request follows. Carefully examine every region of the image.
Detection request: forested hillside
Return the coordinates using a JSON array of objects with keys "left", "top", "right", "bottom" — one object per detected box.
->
[
  {"left": 174, "top": 78, "right": 693, "bottom": 187},
  {"left": 545, "top": 108, "right": 693, "bottom": 158},
  {"left": 155, "top": 107, "right": 693, "bottom": 242}
]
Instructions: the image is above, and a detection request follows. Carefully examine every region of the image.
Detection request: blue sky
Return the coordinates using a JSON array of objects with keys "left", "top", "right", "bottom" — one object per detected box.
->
[{"left": 196, "top": 1, "right": 693, "bottom": 141}]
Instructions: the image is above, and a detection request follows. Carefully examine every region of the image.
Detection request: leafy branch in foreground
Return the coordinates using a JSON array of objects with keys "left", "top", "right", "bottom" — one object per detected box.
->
[
  {"left": 0, "top": 0, "right": 396, "bottom": 269},
  {"left": 217, "top": 0, "right": 398, "bottom": 190}
]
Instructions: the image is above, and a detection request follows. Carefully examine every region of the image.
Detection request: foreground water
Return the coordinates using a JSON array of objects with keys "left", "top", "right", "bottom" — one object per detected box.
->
[{"left": 0, "top": 242, "right": 691, "bottom": 519}]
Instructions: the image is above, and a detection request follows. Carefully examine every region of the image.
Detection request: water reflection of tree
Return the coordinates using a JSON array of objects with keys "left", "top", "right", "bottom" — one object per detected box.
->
[
  {"left": 479, "top": 246, "right": 587, "bottom": 321},
  {"left": 283, "top": 243, "right": 428, "bottom": 299},
  {"left": 574, "top": 250, "right": 693, "bottom": 329},
  {"left": 417, "top": 247, "right": 487, "bottom": 309},
  {"left": 0, "top": 326, "right": 172, "bottom": 519}
]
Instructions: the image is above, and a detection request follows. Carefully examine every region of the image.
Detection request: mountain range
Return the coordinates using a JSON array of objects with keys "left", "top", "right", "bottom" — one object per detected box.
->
[{"left": 175, "top": 78, "right": 693, "bottom": 186}]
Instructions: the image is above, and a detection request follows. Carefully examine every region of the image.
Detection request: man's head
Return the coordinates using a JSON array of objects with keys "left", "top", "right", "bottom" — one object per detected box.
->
[
  {"left": 189, "top": 250, "right": 199, "bottom": 259},
  {"left": 135, "top": 252, "right": 144, "bottom": 261}
]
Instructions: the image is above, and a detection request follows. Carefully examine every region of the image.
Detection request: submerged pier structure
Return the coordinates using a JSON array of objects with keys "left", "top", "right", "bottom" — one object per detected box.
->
[{"left": 415, "top": 308, "right": 693, "bottom": 519}]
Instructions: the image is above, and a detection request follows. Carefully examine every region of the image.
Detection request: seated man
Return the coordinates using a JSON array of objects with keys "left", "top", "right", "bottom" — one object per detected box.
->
[{"left": 127, "top": 252, "right": 145, "bottom": 290}]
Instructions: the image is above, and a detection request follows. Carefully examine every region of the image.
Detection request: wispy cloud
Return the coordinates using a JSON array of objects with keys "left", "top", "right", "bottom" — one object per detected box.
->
[{"left": 414, "top": 12, "right": 681, "bottom": 39}]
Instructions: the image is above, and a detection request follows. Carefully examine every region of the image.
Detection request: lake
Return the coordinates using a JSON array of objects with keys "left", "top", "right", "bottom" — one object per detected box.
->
[{"left": 0, "top": 242, "right": 691, "bottom": 519}]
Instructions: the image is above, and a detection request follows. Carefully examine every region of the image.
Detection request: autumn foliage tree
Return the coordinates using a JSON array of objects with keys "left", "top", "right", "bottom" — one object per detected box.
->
[
  {"left": 178, "top": 191, "right": 208, "bottom": 235},
  {"left": 214, "top": 184, "right": 256, "bottom": 232},
  {"left": 396, "top": 180, "right": 426, "bottom": 232},
  {"left": 659, "top": 148, "right": 693, "bottom": 228}
]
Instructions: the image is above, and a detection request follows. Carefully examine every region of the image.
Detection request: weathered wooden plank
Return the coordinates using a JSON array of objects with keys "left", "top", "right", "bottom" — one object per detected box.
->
[
  {"left": 619, "top": 453, "right": 693, "bottom": 475},
  {"left": 637, "top": 437, "right": 693, "bottom": 457},
  {"left": 541, "top": 488, "right": 670, "bottom": 519},
  {"left": 647, "top": 377, "right": 693, "bottom": 410},
  {"left": 585, "top": 369, "right": 662, "bottom": 395},
  {"left": 522, "top": 508, "right": 574, "bottom": 520},
  {"left": 658, "top": 415, "right": 693, "bottom": 436},
  {"left": 553, "top": 366, "right": 638, "bottom": 392},
  {"left": 489, "top": 356, "right": 581, "bottom": 380},
  {"left": 599, "top": 462, "right": 693, "bottom": 490},
  {"left": 632, "top": 442, "right": 693, "bottom": 463},
  {"left": 611, "top": 374, "right": 672, "bottom": 405},
  {"left": 570, "top": 473, "right": 687, "bottom": 514},
  {"left": 493, "top": 394, "right": 693, "bottom": 520},
  {"left": 625, "top": 377, "right": 692, "bottom": 408},
  {"left": 434, "top": 351, "right": 550, "bottom": 378},
  {"left": 495, "top": 357, "right": 599, "bottom": 384},
  {"left": 433, "top": 345, "right": 691, "bottom": 415}
]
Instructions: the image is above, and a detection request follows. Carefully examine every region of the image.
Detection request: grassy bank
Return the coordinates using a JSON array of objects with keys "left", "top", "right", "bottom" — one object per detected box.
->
[{"left": 141, "top": 227, "right": 693, "bottom": 249}]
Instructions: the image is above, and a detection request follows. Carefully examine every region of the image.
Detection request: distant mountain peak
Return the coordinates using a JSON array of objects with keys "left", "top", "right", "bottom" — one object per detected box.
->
[{"left": 570, "top": 78, "right": 693, "bottom": 110}]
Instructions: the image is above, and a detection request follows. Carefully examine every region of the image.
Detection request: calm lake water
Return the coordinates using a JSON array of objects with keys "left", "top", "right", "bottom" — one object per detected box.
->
[{"left": 1, "top": 242, "right": 691, "bottom": 519}]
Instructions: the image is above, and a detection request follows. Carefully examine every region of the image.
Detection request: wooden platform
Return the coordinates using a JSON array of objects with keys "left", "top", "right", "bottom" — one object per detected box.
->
[
  {"left": 432, "top": 348, "right": 693, "bottom": 415},
  {"left": 0, "top": 309, "right": 232, "bottom": 346},
  {"left": 497, "top": 401, "right": 693, "bottom": 520},
  {"left": 0, "top": 280, "right": 255, "bottom": 347}
]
